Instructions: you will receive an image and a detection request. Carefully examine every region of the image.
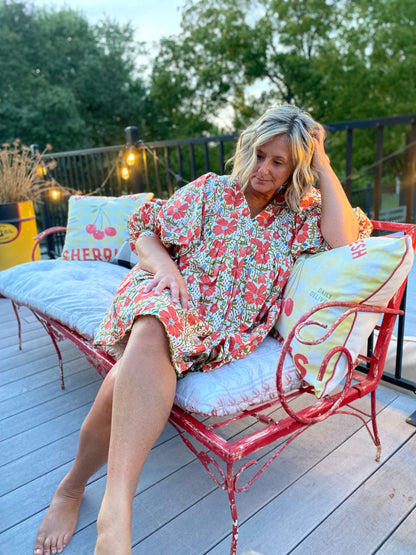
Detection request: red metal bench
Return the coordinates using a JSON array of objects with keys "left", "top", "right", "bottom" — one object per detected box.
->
[{"left": 7, "top": 219, "right": 416, "bottom": 555}]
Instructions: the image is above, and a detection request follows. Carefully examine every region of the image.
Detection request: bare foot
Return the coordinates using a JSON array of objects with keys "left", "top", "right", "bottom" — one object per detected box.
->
[
  {"left": 34, "top": 476, "right": 85, "bottom": 555},
  {"left": 94, "top": 495, "right": 132, "bottom": 555}
]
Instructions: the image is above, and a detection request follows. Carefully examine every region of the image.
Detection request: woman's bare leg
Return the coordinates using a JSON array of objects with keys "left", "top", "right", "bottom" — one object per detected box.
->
[
  {"left": 34, "top": 314, "right": 175, "bottom": 555},
  {"left": 34, "top": 363, "right": 118, "bottom": 555},
  {"left": 94, "top": 316, "right": 176, "bottom": 555}
]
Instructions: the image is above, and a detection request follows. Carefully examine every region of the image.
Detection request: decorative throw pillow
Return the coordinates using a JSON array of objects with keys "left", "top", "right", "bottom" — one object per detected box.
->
[
  {"left": 108, "top": 199, "right": 168, "bottom": 268},
  {"left": 109, "top": 240, "right": 139, "bottom": 269},
  {"left": 275, "top": 235, "right": 414, "bottom": 398},
  {"left": 62, "top": 193, "right": 153, "bottom": 262}
]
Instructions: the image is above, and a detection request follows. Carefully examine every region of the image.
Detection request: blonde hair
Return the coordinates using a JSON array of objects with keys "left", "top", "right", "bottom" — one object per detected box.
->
[{"left": 230, "top": 105, "right": 324, "bottom": 211}]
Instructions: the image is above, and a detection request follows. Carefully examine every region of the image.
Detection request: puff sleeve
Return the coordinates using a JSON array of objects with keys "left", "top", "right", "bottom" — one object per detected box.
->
[
  {"left": 127, "top": 173, "right": 214, "bottom": 254},
  {"left": 290, "top": 187, "right": 373, "bottom": 259}
]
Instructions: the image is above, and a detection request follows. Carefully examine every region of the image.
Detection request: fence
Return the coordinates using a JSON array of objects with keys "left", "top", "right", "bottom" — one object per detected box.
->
[{"left": 39, "top": 114, "right": 416, "bottom": 225}]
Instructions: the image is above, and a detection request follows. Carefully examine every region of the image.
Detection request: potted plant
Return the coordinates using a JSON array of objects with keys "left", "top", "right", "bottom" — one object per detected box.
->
[{"left": 0, "top": 140, "right": 68, "bottom": 270}]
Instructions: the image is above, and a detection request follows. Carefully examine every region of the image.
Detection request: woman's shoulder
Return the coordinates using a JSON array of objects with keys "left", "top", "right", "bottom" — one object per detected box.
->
[
  {"left": 186, "top": 173, "right": 234, "bottom": 196},
  {"left": 178, "top": 172, "right": 229, "bottom": 191},
  {"left": 299, "top": 186, "right": 321, "bottom": 210},
  {"left": 198, "top": 172, "right": 232, "bottom": 187},
  {"left": 168, "top": 174, "right": 234, "bottom": 210}
]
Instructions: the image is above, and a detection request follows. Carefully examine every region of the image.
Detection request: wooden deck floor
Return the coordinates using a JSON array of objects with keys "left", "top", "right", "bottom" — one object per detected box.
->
[{"left": 1, "top": 297, "right": 416, "bottom": 555}]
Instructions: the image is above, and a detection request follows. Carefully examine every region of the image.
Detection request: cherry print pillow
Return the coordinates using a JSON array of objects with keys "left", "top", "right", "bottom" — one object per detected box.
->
[
  {"left": 274, "top": 235, "right": 414, "bottom": 398},
  {"left": 62, "top": 193, "right": 153, "bottom": 262}
]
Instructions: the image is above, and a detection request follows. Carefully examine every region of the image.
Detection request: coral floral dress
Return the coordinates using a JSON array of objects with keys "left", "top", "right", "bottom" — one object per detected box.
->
[{"left": 94, "top": 173, "right": 372, "bottom": 377}]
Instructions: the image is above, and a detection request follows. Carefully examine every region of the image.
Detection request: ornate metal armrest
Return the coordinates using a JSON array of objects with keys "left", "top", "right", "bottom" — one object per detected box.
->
[
  {"left": 275, "top": 301, "right": 403, "bottom": 425},
  {"left": 32, "top": 226, "right": 67, "bottom": 260}
]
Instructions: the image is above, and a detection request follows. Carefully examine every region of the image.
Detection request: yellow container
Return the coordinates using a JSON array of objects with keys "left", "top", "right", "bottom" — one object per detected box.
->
[{"left": 0, "top": 201, "right": 41, "bottom": 270}]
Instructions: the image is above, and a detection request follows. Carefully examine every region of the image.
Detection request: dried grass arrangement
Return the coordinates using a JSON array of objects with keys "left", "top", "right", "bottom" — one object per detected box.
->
[{"left": 0, "top": 140, "right": 70, "bottom": 204}]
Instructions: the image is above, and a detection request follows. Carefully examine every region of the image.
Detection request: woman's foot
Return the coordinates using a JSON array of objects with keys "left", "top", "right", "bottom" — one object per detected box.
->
[{"left": 34, "top": 476, "right": 85, "bottom": 555}]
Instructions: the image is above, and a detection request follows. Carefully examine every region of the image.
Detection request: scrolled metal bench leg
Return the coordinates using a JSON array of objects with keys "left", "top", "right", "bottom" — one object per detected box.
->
[
  {"left": 371, "top": 390, "right": 381, "bottom": 461},
  {"left": 45, "top": 323, "right": 65, "bottom": 390},
  {"left": 9, "top": 302, "right": 65, "bottom": 388},
  {"left": 226, "top": 463, "right": 239, "bottom": 555},
  {"left": 11, "top": 301, "right": 22, "bottom": 350},
  {"left": 32, "top": 313, "right": 66, "bottom": 390}
]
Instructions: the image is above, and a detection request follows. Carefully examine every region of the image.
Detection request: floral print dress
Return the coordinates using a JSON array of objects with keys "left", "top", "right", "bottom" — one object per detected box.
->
[{"left": 94, "top": 173, "right": 372, "bottom": 376}]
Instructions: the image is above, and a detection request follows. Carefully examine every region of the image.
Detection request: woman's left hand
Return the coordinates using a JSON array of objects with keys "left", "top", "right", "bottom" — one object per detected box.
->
[
  {"left": 311, "top": 126, "right": 331, "bottom": 174},
  {"left": 311, "top": 125, "right": 360, "bottom": 246}
]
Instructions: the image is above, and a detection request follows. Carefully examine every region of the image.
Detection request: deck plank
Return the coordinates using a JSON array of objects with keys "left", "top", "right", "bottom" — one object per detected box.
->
[
  {"left": 208, "top": 393, "right": 416, "bottom": 555},
  {"left": 290, "top": 434, "right": 416, "bottom": 555},
  {"left": 1, "top": 291, "right": 416, "bottom": 554},
  {"left": 0, "top": 378, "right": 100, "bottom": 441},
  {"left": 128, "top": 390, "right": 401, "bottom": 554},
  {"left": 0, "top": 341, "right": 85, "bottom": 385},
  {"left": 377, "top": 505, "right": 416, "bottom": 554}
]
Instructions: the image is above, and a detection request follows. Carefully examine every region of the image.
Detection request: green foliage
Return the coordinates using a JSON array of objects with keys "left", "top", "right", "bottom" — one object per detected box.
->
[
  {"left": 147, "top": 0, "right": 415, "bottom": 196},
  {"left": 146, "top": 38, "right": 215, "bottom": 140},
  {"left": 0, "top": 1, "right": 148, "bottom": 150},
  {"left": 151, "top": 0, "right": 415, "bottom": 127},
  {"left": 0, "top": 0, "right": 414, "bottom": 193}
]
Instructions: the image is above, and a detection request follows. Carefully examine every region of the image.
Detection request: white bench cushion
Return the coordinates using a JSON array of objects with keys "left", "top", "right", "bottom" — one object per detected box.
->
[
  {"left": 0, "top": 259, "right": 301, "bottom": 416},
  {"left": 0, "top": 259, "right": 128, "bottom": 341}
]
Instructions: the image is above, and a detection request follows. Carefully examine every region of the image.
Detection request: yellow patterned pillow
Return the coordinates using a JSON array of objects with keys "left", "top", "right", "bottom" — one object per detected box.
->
[
  {"left": 62, "top": 193, "right": 153, "bottom": 262},
  {"left": 275, "top": 235, "right": 414, "bottom": 398}
]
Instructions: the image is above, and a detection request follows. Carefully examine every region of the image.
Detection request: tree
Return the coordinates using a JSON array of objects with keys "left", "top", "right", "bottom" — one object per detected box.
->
[
  {"left": 0, "top": 1, "right": 148, "bottom": 150},
  {"left": 146, "top": 0, "right": 415, "bottom": 195},
  {"left": 146, "top": 37, "right": 215, "bottom": 140},
  {"left": 151, "top": 0, "right": 416, "bottom": 128}
]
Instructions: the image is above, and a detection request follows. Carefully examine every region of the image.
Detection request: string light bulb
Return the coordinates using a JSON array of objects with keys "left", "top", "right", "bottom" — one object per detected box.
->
[
  {"left": 126, "top": 151, "right": 136, "bottom": 166},
  {"left": 49, "top": 188, "right": 61, "bottom": 200},
  {"left": 36, "top": 165, "right": 47, "bottom": 179},
  {"left": 121, "top": 165, "right": 130, "bottom": 180}
]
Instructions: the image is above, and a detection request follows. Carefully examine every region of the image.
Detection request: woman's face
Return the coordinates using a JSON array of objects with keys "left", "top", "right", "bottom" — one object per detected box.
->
[{"left": 249, "top": 134, "right": 295, "bottom": 199}]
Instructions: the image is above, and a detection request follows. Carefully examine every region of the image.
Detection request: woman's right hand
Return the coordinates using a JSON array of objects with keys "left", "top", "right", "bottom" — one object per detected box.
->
[
  {"left": 311, "top": 124, "right": 331, "bottom": 174},
  {"left": 136, "top": 235, "right": 190, "bottom": 310},
  {"left": 144, "top": 264, "right": 190, "bottom": 310}
]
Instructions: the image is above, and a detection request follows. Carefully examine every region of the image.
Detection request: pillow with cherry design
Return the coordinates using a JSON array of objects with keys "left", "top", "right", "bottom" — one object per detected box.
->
[{"left": 62, "top": 193, "right": 153, "bottom": 262}]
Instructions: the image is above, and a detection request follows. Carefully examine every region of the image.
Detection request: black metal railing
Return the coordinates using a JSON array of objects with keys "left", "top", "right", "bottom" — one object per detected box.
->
[
  {"left": 40, "top": 113, "right": 416, "bottom": 225},
  {"left": 325, "top": 114, "right": 416, "bottom": 223},
  {"left": 36, "top": 114, "right": 416, "bottom": 392}
]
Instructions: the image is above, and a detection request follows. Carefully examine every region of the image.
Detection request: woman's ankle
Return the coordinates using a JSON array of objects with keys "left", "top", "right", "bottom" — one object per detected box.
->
[
  {"left": 95, "top": 494, "right": 132, "bottom": 554},
  {"left": 57, "top": 471, "right": 88, "bottom": 498}
]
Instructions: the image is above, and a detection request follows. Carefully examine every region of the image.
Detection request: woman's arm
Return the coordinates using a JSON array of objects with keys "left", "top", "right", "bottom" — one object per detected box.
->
[
  {"left": 312, "top": 129, "right": 359, "bottom": 248},
  {"left": 136, "top": 235, "right": 189, "bottom": 310}
]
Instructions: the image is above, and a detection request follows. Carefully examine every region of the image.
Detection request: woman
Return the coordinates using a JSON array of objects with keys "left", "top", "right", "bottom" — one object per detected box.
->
[{"left": 34, "top": 105, "right": 370, "bottom": 555}]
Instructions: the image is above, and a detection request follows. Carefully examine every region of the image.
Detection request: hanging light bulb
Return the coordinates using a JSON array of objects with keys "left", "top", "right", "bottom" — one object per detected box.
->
[
  {"left": 36, "top": 165, "right": 47, "bottom": 179},
  {"left": 49, "top": 188, "right": 61, "bottom": 200},
  {"left": 121, "top": 165, "right": 130, "bottom": 180},
  {"left": 126, "top": 151, "right": 136, "bottom": 166}
]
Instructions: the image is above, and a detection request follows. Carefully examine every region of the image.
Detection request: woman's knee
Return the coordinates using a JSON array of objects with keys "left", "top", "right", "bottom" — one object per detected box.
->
[{"left": 128, "top": 315, "right": 170, "bottom": 355}]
